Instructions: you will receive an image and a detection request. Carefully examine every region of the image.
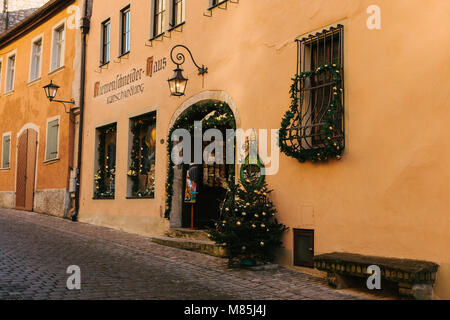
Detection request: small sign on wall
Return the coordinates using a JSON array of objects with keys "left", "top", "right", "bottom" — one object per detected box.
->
[{"left": 146, "top": 56, "right": 167, "bottom": 77}]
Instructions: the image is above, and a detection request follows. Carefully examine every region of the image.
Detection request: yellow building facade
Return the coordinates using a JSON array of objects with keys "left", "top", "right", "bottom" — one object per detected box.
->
[
  {"left": 74, "top": 0, "right": 449, "bottom": 298},
  {"left": 0, "top": 0, "right": 81, "bottom": 217}
]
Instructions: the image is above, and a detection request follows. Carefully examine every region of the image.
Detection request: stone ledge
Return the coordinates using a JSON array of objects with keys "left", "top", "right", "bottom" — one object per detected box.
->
[{"left": 152, "top": 236, "right": 227, "bottom": 258}]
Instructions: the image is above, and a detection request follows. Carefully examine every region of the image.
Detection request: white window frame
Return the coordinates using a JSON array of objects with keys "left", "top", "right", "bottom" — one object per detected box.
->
[
  {"left": 170, "top": 0, "right": 185, "bottom": 28},
  {"left": 100, "top": 18, "right": 111, "bottom": 65},
  {"left": 50, "top": 19, "right": 66, "bottom": 73},
  {"left": 5, "top": 50, "right": 17, "bottom": 94},
  {"left": 119, "top": 6, "right": 131, "bottom": 56},
  {"left": 1, "top": 132, "right": 11, "bottom": 169},
  {"left": 44, "top": 115, "right": 61, "bottom": 162},
  {"left": 29, "top": 33, "right": 44, "bottom": 82}
]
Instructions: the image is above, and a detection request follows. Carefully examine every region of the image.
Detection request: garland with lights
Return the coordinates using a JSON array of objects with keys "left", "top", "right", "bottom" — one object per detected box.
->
[
  {"left": 164, "top": 101, "right": 236, "bottom": 219},
  {"left": 279, "top": 63, "right": 344, "bottom": 162},
  {"left": 129, "top": 115, "right": 157, "bottom": 198},
  {"left": 94, "top": 125, "right": 116, "bottom": 199}
]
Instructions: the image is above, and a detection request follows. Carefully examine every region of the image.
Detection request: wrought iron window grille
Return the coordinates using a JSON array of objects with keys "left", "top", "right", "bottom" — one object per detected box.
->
[{"left": 280, "top": 25, "right": 345, "bottom": 162}]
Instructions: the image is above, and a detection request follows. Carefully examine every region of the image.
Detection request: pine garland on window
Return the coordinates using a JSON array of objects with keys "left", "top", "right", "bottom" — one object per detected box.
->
[{"left": 279, "top": 63, "right": 345, "bottom": 163}]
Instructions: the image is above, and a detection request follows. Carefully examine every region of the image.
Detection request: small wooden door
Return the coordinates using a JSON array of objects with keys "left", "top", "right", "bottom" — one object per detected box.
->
[
  {"left": 293, "top": 229, "right": 315, "bottom": 267},
  {"left": 15, "top": 129, "right": 37, "bottom": 211}
]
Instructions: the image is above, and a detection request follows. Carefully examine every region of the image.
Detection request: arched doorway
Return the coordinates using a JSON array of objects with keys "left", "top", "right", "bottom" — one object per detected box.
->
[
  {"left": 166, "top": 99, "right": 237, "bottom": 230},
  {"left": 15, "top": 128, "right": 38, "bottom": 211}
]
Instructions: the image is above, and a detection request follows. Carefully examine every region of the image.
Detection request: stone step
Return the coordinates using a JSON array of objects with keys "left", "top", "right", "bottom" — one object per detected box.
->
[
  {"left": 166, "top": 228, "right": 211, "bottom": 241},
  {"left": 152, "top": 236, "right": 227, "bottom": 258}
]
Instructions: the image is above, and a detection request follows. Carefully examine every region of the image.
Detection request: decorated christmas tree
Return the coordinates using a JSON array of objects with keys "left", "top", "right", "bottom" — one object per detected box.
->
[{"left": 209, "top": 178, "right": 288, "bottom": 266}]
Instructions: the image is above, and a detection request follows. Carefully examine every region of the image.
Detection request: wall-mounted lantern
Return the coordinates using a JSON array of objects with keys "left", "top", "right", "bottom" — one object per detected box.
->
[
  {"left": 168, "top": 45, "right": 208, "bottom": 97},
  {"left": 43, "top": 80, "right": 75, "bottom": 114}
]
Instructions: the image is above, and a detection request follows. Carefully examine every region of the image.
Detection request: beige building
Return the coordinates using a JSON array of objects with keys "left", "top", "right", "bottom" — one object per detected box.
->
[{"left": 77, "top": 0, "right": 450, "bottom": 299}]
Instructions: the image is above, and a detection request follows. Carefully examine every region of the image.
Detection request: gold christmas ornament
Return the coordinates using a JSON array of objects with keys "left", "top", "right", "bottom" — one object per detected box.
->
[
  {"left": 222, "top": 220, "right": 227, "bottom": 224},
  {"left": 254, "top": 214, "right": 259, "bottom": 218},
  {"left": 262, "top": 212, "right": 267, "bottom": 216},
  {"left": 261, "top": 224, "right": 266, "bottom": 228},
  {"left": 236, "top": 221, "right": 242, "bottom": 226},
  {"left": 252, "top": 224, "right": 256, "bottom": 229},
  {"left": 260, "top": 241, "right": 265, "bottom": 246},
  {"left": 242, "top": 212, "right": 247, "bottom": 216}
]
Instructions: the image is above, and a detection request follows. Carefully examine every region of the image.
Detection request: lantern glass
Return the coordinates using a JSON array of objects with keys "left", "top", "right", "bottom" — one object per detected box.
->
[
  {"left": 168, "top": 67, "right": 188, "bottom": 96},
  {"left": 43, "top": 81, "right": 60, "bottom": 101}
]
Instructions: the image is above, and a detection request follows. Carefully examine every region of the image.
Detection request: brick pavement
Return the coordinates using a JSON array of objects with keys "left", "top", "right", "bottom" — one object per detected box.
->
[{"left": 0, "top": 208, "right": 375, "bottom": 300}]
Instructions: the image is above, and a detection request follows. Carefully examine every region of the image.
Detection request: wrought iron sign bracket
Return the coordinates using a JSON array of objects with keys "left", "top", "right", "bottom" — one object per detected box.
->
[{"left": 170, "top": 45, "right": 208, "bottom": 76}]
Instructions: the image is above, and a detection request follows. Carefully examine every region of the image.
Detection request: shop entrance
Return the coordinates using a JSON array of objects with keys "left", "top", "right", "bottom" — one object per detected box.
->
[
  {"left": 170, "top": 100, "right": 236, "bottom": 230},
  {"left": 15, "top": 128, "right": 38, "bottom": 211}
]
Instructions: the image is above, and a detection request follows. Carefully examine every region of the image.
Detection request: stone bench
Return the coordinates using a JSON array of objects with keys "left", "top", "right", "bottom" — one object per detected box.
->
[{"left": 314, "top": 252, "right": 439, "bottom": 300}]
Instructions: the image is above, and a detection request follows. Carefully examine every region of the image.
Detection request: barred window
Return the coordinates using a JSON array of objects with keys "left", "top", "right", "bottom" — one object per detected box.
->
[{"left": 288, "top": 25, "right": 344, "bottom": 152}]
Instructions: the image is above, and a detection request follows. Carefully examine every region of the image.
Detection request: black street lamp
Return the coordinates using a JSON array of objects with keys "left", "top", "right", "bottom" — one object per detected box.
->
[
  {"left": 168, "top": 45, "right": 208, "bottom": 97},
  {"left": 43, "top": 80, "right": 75, "bottom": 114}
]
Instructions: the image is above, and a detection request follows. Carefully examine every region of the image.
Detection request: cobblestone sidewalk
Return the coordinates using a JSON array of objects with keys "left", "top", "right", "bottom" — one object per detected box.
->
[{"left": 0, "top": 208, "right": 375, "bottom": 300}]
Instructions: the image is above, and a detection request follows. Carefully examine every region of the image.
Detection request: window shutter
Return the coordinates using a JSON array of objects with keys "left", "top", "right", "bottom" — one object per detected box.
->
[
  {"left": 150, "top": 0, "right": 156, "bottom": 38},
  {"left": 2, "top": 135, "right": 10, "bottom": 168},
  {"left": 46, "top": 119, "right": 59, "bottom": 160}
]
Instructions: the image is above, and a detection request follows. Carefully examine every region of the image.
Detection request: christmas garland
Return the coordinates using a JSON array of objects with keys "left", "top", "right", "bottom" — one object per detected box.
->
[
  {"left": 94, "top": 125, "right": 116, "bottom": 199},
  {"left": 129, "top": 114, "right": 156, "bottom": 198},
  {"left": 164, "top": 101, "right": 236, "bottom": 219},
  {"left": 279, "top": 63, "right": 344, "bottom": 162}
]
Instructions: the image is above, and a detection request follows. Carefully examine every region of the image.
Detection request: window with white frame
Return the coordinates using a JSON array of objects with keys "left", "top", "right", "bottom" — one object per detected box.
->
[
  {"left": 1, "top": 133, "right": 11, "bottom": 169},
  {"left": 170, "top": 0, "right": 185, "bottom": 28},
  {"left": 120, "top": 6, "right": 131, "bottom": 55},
  {"left": 46, "top": 118, "right": 60, "bottom": 161},
  {"left": 101, "top": 19, "right": 111, "bottom": 64},
  {"left": 51, "top": 23, "right": 65, "bottom": 71},
  {"left": 151, "top": 0, "right": 166, "bottom": 38},
  {"left": 30, "top": 37, "right": 43, "bottom": 81},
  {"left": 5, "top": 53, "right": 16, "bottom": 93}
]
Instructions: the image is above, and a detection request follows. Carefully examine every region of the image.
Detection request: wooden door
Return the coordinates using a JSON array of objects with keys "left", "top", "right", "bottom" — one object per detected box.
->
[{"left": 15, "top": 129, "right": 37, "bottom": 211}]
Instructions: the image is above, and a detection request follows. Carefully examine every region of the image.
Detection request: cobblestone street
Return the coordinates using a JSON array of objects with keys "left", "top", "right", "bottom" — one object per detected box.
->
[{"left": 0, "top": 208, "right": 373, "bottom": 300}]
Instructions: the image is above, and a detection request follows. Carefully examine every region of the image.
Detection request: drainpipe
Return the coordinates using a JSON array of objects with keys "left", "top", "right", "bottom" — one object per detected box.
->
[{"left": 72, "top": 0, "right": 90, "bottom": 222}]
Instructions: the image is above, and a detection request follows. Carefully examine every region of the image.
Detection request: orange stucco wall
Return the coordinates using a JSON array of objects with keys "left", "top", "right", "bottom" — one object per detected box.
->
[
  {"left": 0, "top": 1, "right": 78, "bottom": 214},
  {"left": 80, "top": 0, "right": 450, "bottom": 298}
]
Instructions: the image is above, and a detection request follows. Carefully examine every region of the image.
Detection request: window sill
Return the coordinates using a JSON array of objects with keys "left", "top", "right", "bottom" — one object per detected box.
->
[
  {"left": 118, "top": 51, "right": 130, "bottom": 59},
  {"left": 99, "top": 61, "right": 110, "bottom": 68},
  {"left": 168, "top": 21, "right": 185, "bottom": 32},
  {"left": 44, "top": 157, "right": 60, "bottom": 164},
  {"left": 28, "top": 77, "right": 41, "bottom": 86},
  {"left": 126, "top": 196, "right": 155, "bottom": 200},
  {"left": 92, "top": 197, "right": 115, "bottom": 200},
  {"left": 48, "top": 66, "right": 65, "bottom": 76},
  {"left": 0, "top": 167, "right": 10, "bottom": 171},
  {"left": 208, "top": 0, "right": 228, "bottom": 10},
  {"left": 149, "top": 32, "right": 164, "bottom": 42},
  {"left": 4, "top": 90, "right": 14, "bottom": 96}
]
